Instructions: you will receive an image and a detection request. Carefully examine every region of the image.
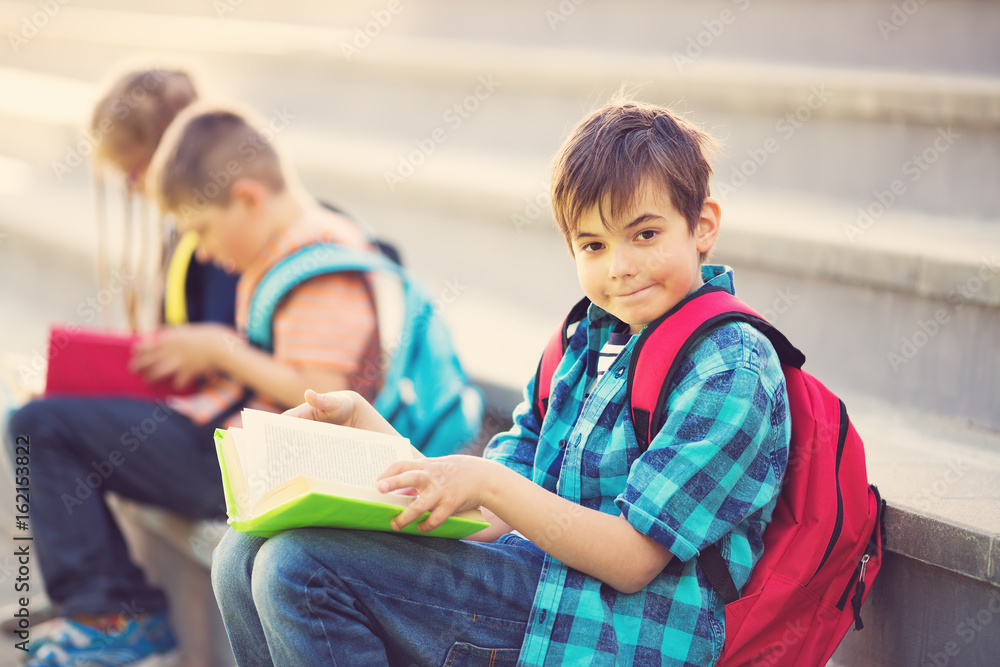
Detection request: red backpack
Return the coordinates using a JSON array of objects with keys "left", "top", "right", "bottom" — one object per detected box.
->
[{"left": 533, "top": 287, "right": 886, "bottom": 666}]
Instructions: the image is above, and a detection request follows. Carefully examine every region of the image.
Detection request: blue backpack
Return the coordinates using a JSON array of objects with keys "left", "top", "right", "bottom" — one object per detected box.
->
[{"left": 245, "top": 243, "right": 484, "bottom": 456}]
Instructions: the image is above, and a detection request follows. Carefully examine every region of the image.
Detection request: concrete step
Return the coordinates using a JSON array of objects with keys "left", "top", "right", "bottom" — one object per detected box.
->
[
  {"left": 828, "top": 392, "right": 1000, "bottom": 667},
  {"left": 709, "top": 193, "right": 1000, "bottom": 431},
  {"left": 10, "top": 1, "right": 998, "bottom": 126},
  {"left": 2, "top": 6, "right": 999, "bottom": 220},
  {"left": 4, "top": 0, "right": 1000, "bottom": 76}
]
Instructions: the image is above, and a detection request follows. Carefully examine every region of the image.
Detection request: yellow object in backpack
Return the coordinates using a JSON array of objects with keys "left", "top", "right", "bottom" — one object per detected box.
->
[{"left": 163, "top": 231, "right": 199, "bottom": 325}]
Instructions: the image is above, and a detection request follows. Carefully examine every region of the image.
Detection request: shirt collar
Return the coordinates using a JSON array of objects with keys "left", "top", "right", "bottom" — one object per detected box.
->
[{"left": 701, "top": 263, "right": 735, "bottom": 294}]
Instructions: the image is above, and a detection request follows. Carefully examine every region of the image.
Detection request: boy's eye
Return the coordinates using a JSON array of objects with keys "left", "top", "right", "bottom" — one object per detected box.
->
[
  {"left": 582, "top": 242, "right": 604, "bottom": 252},
  {"left": 636, "top": 230, "right": 658, "bottom": 241}
]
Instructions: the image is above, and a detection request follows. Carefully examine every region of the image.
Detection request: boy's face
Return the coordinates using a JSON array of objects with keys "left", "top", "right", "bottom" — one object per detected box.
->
[
  {"left": 571, "top": 183, "right": 720, "bottom": 335},
  {"left": 176, "top": 197, "right": 262, "bottom": 274}
]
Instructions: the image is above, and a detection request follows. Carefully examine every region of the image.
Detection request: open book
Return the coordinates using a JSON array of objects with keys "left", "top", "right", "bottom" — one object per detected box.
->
[{"left": 213, "top": 408, "right": 490, "bottom": 539}]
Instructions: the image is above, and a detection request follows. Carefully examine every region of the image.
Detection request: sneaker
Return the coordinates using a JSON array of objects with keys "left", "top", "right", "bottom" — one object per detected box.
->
[
  {"left": 24, "top": 613, "right": 179, "bottom": 667},
  {"left": 18, "top": 616, "right": 69, "bottom": 658}
]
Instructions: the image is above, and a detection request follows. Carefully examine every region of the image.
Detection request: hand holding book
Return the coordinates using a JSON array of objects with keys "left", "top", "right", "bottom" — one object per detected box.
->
[
  {"left": 130, "top": 323, "right": 236, "bottom": 390},
  {"left": 214, "top": 404, "right": 489, "bottom": 539},
  {"left": 375, "top": 455, "right": 509, "bottom": 534},
  {"left": 284, "top": 388, "right": 398, "bottom": 435},
  {"left": 288, "top": 390, "right": 504, "bottom": 535}
]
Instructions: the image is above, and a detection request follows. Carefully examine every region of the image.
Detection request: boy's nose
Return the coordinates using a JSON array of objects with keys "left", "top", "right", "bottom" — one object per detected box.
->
[{"left": 608, "top": 245, "right": 638, "bottom": 279}]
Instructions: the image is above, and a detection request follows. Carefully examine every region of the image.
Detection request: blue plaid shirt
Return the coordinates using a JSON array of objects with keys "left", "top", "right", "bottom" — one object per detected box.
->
[{"left": 485, "top": 265, "right": 791, "bottom": 666}]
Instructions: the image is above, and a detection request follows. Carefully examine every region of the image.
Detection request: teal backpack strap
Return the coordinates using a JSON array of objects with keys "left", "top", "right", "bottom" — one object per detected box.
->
[
  {"left": 246, "top": 244, "right": 401, "bottom": 352},
  {"left": 246, "top": 241, "right": 483, "bottom": 455}
]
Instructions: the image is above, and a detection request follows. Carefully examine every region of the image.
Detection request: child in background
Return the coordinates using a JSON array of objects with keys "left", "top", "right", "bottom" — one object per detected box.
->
[
  {"left": 1, "top": 66, "right": 237, "bottom": 641},
  {"left": 7, "top": 101, "right": 382, "bottom": 667},
  {"left": 210, "top": 99, "right": 792, "bottom": 666},
  {"left": 90, "top": 67, "right": 239, "bottom": 331}
]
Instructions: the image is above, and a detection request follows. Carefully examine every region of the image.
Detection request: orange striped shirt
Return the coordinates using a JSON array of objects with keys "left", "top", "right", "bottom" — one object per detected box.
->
[{"left": 167, "top": 209, "right": 381, "bottom": 427}]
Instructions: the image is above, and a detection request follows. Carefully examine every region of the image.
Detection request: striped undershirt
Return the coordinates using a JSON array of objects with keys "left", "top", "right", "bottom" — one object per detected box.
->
[{"left": 587, "top": 321, "right": 634, "bottom": 397}]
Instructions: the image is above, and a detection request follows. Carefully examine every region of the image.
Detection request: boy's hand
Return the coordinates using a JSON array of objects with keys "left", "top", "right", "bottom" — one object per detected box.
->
[
  {"left": 283, "top": 389, "right": 399, "bottom": 436},
  {"left": 376, "top": 455, "right": 500, "bottom": 533},
  {"left": 131, "top": 324, "right": 236, "bottom": 390}
]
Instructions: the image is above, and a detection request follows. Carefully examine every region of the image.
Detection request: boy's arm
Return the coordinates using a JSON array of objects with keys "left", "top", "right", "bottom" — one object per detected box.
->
[
  {"left": 377, "top": 455, "right": 672, "bottom": 593},
  {"left": 373, "top": 354, "right": 671, "bottom": 584},
  {"left": 133, "top": 272, "right": 377, "bottom": 409},
  {"left": 131, "top": 323, "right": 351, "bottom": 408},
  {"left": 212, "top": 337, "right": 349, "bottom": 408},
  {"left": 249, "top": 271, "right": 379, "bottom": 408},
  {"left": 378, "top": 326, "right": 789, "bottom": 593},
  {"left": 464, "top": 374, "right": 550, "bottom": 541},
  {"left": 616, "top": 329, "right": 789, "bottom": 570}
]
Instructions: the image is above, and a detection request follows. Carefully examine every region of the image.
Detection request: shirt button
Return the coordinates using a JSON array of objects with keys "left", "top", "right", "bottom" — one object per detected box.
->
[{"left": 558, "top": 439, "right": 567, "bottom": 449}]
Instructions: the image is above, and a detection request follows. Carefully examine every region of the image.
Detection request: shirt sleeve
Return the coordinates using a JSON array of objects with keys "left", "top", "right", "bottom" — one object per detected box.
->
[
  {"left": 616, "top": 323, "right": 790, "bottom": 563},
  {"left": 482, "top": 374, "right": 542, "bottom": 480},
  {"left": 271, "top": 271, "right": 378, "bottom": 376}
]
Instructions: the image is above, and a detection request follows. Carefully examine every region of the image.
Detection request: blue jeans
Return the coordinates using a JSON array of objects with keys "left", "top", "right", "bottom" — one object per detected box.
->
[
  {"left": 6, "top": 396, "right": 227, "bottom": 616},
  {"left": 211, "top": 528, "right": 544, "bottom": 666}
]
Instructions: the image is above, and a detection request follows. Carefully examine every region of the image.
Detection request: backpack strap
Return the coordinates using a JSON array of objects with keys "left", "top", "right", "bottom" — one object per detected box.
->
[
  {"left": 627, "top": 286, "right": 805, "bottom": 606},
  {"left": 532, "top": 297, "right": 591, "bottom": 425},
  {"left": 628, "top": 286, "right": 805, "bottom": 452},
  {"left": 699, "top": 544, "right": 740, "bottom": 604},
  {"left": 246, "top": 244, "right": 402, "bottom": 352}
]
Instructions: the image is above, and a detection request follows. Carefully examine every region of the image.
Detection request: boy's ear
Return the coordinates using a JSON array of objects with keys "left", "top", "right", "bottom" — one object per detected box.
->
[
  {"left": 228, "top": 177, "right": 267, "bottom": 215},
  {"left": 695, "top": 198, "right": 721, "bottom": 255}
]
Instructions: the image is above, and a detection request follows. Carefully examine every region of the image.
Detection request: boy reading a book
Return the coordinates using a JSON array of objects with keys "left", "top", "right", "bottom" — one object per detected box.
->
[
  {"left": 6, "top": 104, "right": 382, "bottom": 667},
  {"left": 212, "top": 99, "right": 792, "bottom": 666}
]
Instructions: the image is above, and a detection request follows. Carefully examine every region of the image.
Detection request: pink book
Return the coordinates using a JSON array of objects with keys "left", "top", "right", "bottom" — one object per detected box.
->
[{"left": 44, "top": 325, "right": 193, "bottom": 399}]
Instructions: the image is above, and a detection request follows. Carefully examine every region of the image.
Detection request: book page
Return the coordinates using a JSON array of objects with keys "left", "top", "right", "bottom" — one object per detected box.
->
[{"left": 240, "top": 409, "right": 415, "bottom": 508}]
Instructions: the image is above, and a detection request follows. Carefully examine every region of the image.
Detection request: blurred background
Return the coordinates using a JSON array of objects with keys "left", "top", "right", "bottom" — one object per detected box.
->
[{"left": 0, "top": 2, "right": 999, "bottom": 665}]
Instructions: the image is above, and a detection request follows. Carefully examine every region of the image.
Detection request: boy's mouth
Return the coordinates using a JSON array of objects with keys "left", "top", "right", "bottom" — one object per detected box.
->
[{"left": 614, "top": 285, "right": 653, "bottom": 299}]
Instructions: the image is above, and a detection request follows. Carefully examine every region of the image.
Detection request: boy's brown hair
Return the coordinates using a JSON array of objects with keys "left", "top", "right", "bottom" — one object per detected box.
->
[
  {"left": 148, "top": 104, "right": 288, "bottom": 215},
  {"left": 551, "top": 99, "right": 717, "bottom": 248}
]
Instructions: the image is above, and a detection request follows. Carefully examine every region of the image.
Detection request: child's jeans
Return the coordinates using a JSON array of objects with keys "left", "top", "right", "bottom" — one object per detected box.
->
[
  {"left": 5, "top": 396, "right": 226, "bottom": 616},
  {"left": 211, "top": 527, "right": 545, "bottom": 666}
]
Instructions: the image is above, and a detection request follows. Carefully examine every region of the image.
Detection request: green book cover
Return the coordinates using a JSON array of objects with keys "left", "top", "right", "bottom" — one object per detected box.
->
[{"left": 213, "top": 412, "right": 489, "bottom": 540}]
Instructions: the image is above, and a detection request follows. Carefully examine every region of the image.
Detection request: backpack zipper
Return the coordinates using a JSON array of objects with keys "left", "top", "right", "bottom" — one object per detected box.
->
[
  {"left": 835, "top": 485, "right": 884, "bottom": 630},
  {"left": 810, "top": 400, "right": 850, "bottom": 583}
]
